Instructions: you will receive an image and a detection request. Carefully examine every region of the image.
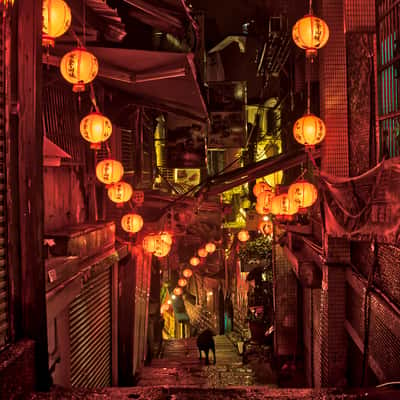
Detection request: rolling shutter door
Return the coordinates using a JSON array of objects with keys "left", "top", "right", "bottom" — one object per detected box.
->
[
  {"left": 69, "top": 267, "right": 112, "bottom": 388},
  {"left": 0, "top": 6, "right": 9, "bottom": 349}
]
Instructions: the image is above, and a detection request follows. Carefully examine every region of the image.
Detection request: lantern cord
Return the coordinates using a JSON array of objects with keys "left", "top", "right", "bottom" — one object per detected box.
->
[
  {"left": 306, "top": 58, "right": 311, "bottom": 114},
  {"left": 105, "top": 141, "right": 112, "bottom": 158},
  {"left": 89, "top": 84, "right": 99, "bottom": 112},
  {"left": 83, "top": 0, "right": 86, "bottom": 47},
  {"left": 309, "top": 0, "right": 313, "bottom": 14}
]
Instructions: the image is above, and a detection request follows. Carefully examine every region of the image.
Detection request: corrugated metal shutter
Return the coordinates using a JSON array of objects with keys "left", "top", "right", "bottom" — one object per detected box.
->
[
  {"left": 0, "top": 5, "right": 9, "bottom": 349},
  {"left": 69, "top": 268, "right": 112, "bottom": 388}
]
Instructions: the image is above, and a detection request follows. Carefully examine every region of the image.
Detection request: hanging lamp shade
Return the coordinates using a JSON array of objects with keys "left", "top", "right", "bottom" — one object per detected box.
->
[
  {"left": 255, "top": 202, "right": 266, "bottom": 215},
  {"left": 190, "top": 256, "right": 200, "bottom": 266},
  {"left": 205, "top": 242, "right": 216, "bottom": 253},
  {"left": 182, "top": 268, "right": 193, "bottom": 279},
  {"left": 292, "top": 14, "right": 329, "bottom": 57},
  {"left": 159, "top": 232, "right": 173, "bottom": 246},
  {"left": 80, "top": 112, "right": 112, "bottom": 150},
  {"left": 96, "top": 159, "right": 124, "bottom": 185},
  {"left": 107, "top": 181, "right": 133, "bottom": 204},
  {"left": 293, "top": 114, "right": 326, "bottom": 147},
  {"left": 288, "top": 180, "right": 318, "bottom": 209},
  {"left": 253, "top": 182, "right": 272, "bottom": 198},
  {"left": 258, "top": 220, "right": 273, "bottom": 236},
  {"left": 42, "top": 0, "right": 71, "bottom": 47},
  {"left": 173, "top": 287, "right": 183, "bottom": 296},
  {"left": 257, "top": 190, "right": 275, "bottom": 214},
  {"left": 60, "top": 47, "right": 98, "bottom": 92},
  {"left": 198, "top": 248, "right": 208, "bottom": 258},
  {"left": 238, "top": 230, "right": 250, "bottom": 242},
  {"left": 121, "top": 213, "right": 143, "bottom": 234},
  {"left": 271, "top": 194, "right": 299, "bottom": 216},
  {"left": 154, "top": 240, "right": 171, "bottom": 258},
  {"left": 178, "top": 278, "right": 188, "bottom": 287},
  {"left": 143, "top": 234, "right": 157, "bottom": 253}
]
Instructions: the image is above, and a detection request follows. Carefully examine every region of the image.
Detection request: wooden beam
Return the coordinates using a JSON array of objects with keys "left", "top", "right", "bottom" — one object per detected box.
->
[{"left": 17, "top": 0, "right": 51, "bottom": 390}]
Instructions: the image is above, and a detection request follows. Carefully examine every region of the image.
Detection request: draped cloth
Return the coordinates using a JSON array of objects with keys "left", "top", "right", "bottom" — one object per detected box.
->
[{"left": 320, "top": 157, "right": 400, "bottom": 244}]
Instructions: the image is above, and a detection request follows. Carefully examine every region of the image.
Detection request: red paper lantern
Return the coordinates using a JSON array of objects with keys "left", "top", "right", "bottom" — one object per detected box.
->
[
  {"left": 238, "top": 230, "right": 250, "bottom": 242},
  {"left": 60, "top": 47, "right": 98, "bottom": 92},
  {"left": 253, "top": 182, "right": 272, "bottom": 198},
  {"left": 205, "top": 242, "right": 216, "bottom": 253},
  {"left": 96, "top": 159, "right": 123, "bottom": 185},
  {"left": 159, "top": 232, "right": 173, "bottom": 246},
  {"left": 292, "top": 14, "right": 329, "bottom": 57},
  {"left": 288, "top": 180, "right": 318, "bottom": 209},
  {"left": 182, "top": 268, "right": 193, "bottom": 278},
  {"left": 178, "top": 278, "right": 188, "bottom": 287},
  {"left": 293, "top": 114, "right": 326, "bottom": 147},
  {"left": 271, "top": 194, "right": 299, "bottom": 216},
  {"left": 107, "top": 181, "right": 133, "bottom": 204},
  {"left": 173, "top": 287, "right": 183, "bottom": 296},
  {"left": 257, "top": 190, "right": 274, "bottom": 214},
  {"left": 121, "top": 213, "right": 143, "bottom": 233},
  {"left": 190, "top": 257, "right": 200, "bottom": 266},
  {"left": 42, "top": 0, "right": 71, "bottom": 47},
  {"left": 198, "top": 248, "right": 208, "bottom": 258},
  {"left": 80, "top": 112, "right": 112, "bottom": 150}
]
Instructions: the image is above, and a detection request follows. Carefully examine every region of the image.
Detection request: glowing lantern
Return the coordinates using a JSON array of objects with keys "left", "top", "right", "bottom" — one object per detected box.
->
[
  {"left": 178, "top": 278, "right": 188, "bottom": 287},
  {"left": 159, "top": 232, "right": 173, "bottom": 246},
  {"left": 42, "top": 0, "right": 71, "bottom": 47},
  {"left": 198, "top": 248, "right": 208, "bottom": 258},
  {"left": 255, "top": 202, "right": 266, "bottom": 215},
  {"left": 60, "top": 47, "right": 98, "bottom": 92},
  {"left": 107, "top": 181, "right": 133, "bottom": 204},
  {"left": 205, "top": 242, "right": 216, "bottom": 253},
  {"left": 143, "top": 234, "right": 157, "bottom": 253},
  {"left": 238, "top": 230, "right": 250, "bottom": 242},
  {"left": 292, "top": 14, "right": 329, "bottom": 57},
  {"left": 154, "top": 242, "right": 171, "bottom": 258},
  {"left": 293, "top": 114, "right": 326, "bottom": 147},
  {"left": 132, "top": 190, "right": 144, "bottom": 205},
  {"left": 258, "top": 220, "right": 273, "bottom": 236},
  {"left": 288, "top": 180, "right": 318, "bottom": 210},
  {"left": 96, "top": 159, "right": 124, "bottom": 185},
  {"left": 257, "top": 190, "right": 274, "bottom": 214},
  {"left": 80, "top": 112, "right": 112, "bottom": 150},
  {"left": 253, "top": 182, "right": 271, "bottom": 198},
  {"left": 182, "top": 268, "right": 193, "bottom": 279},
  {"left": 190, "top": 257, "right": 200, "bottom": 266},
  {"left": 271, "top": 194, "right": 299, "bottom": 216},
  {"left": 121, "top": 213, "right": 143, "bottom": 234},
  {"left": 173, "top": 287, "right": 183, "bottom": 296}
]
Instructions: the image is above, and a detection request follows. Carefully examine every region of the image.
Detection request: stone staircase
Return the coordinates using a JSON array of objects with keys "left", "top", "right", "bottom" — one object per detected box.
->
[{"left": 136, "top": 335, "right": 257, "bottom": 388}]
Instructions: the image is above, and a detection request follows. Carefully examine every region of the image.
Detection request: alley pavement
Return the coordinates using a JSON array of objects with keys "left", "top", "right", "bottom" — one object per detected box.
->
[{"left": 136, "top": 335, "right": 259, "bottom": 387}]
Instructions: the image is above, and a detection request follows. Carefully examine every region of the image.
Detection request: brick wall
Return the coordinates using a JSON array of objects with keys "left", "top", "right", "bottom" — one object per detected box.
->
[
  {"left": 319, "top": 264, "right": 347, "bottom": 387},
  {"left": 319, "top": 0, "right": 349, "bottom": 177}
]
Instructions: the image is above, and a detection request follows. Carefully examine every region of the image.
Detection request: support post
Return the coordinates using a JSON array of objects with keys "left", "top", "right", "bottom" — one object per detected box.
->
[{"left": 17, "top": 0, "right": 50, "bottom": 390}]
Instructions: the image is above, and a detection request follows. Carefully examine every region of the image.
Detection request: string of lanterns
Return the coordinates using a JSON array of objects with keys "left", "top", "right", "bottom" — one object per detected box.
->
[
  {"left": 237, "top": 0, "right": 330, "bottom": 240},
  {"left": 44, "top": 0, "right": 149, "bottom": 248}
]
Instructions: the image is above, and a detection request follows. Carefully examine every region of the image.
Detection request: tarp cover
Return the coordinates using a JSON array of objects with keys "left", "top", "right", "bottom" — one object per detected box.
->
[{"left": 320, "top": 157, "right": 400, "bottom": 244}]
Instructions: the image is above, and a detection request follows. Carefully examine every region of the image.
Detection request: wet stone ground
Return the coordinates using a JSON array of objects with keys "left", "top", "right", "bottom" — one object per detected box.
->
[
  {"left": 25, "top": 335, "right": 382, "bottom": 399},
  {"left": 136, "top": 336, "right": 263, "bottom": 388}
]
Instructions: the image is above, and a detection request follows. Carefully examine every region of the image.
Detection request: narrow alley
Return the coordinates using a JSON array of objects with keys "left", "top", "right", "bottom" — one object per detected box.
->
[{"left": 137, "top": 336, "right": 258, "bottom": 387}]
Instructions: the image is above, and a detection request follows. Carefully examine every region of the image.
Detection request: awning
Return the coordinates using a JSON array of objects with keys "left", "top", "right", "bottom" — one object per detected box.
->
[
  {"left": 200, "top": 148, "right": 321, "bottom": 196},
  {"left": 44, "top": 46, "right": 208, "bottom": 123}
]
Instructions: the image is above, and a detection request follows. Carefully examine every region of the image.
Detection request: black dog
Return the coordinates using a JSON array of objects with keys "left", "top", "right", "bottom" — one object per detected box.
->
[{"left": 196, "top": 329, "right": 216, "bottom": 365}]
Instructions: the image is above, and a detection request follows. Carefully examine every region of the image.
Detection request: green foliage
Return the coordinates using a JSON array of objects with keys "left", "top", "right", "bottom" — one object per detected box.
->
[{"left": 238, "top": 235, "right": 272, "bottom": 265}]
